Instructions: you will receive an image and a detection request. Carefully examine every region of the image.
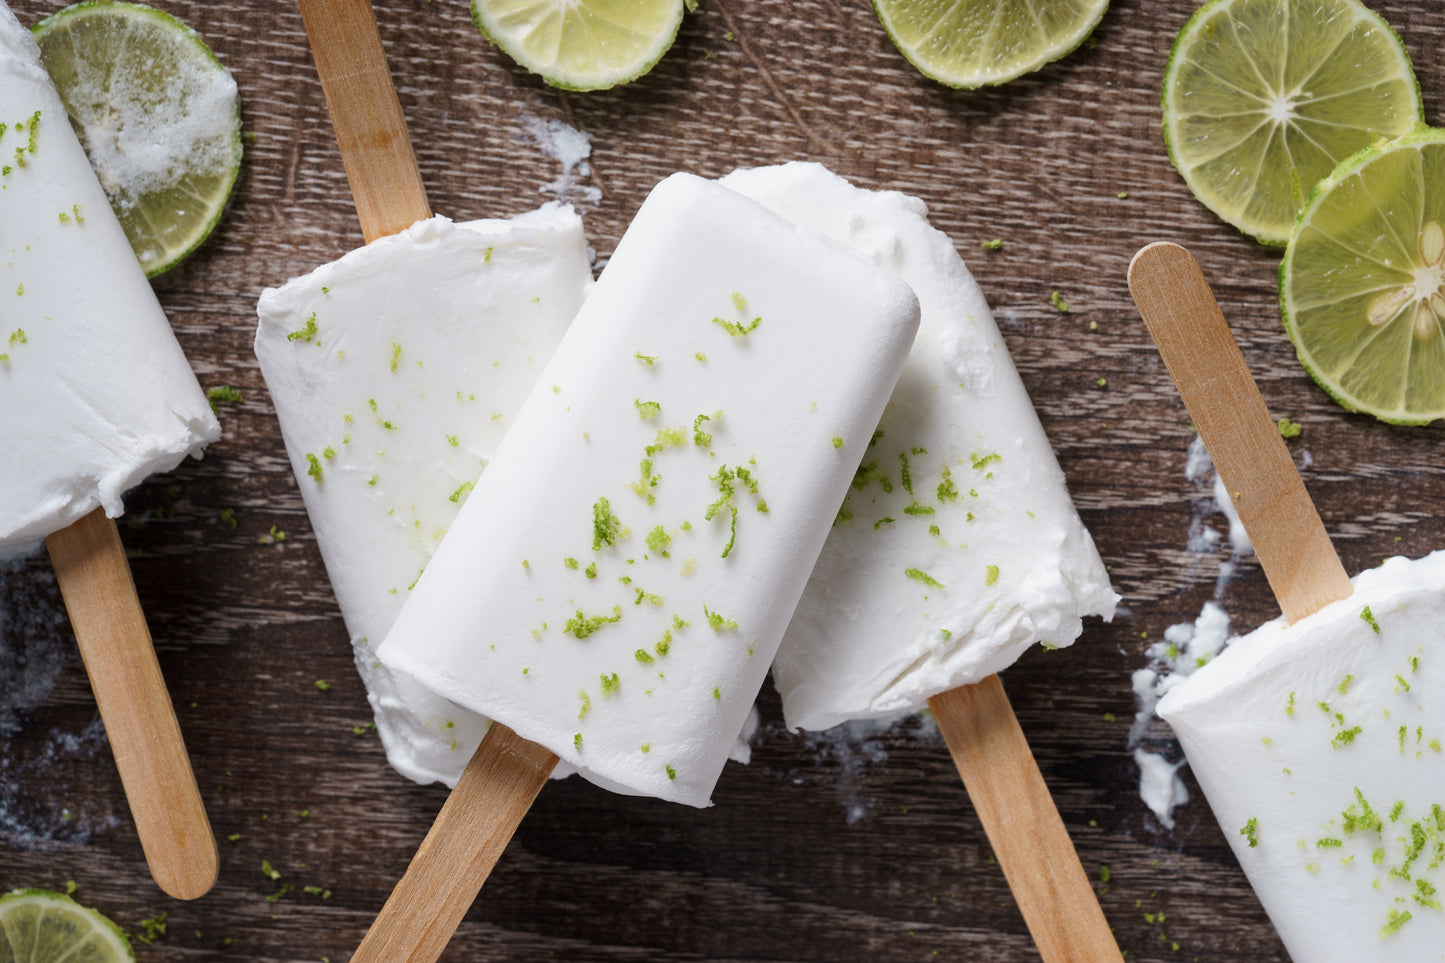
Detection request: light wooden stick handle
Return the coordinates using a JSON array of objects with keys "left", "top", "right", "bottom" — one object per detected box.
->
[
  {"left": 1127, "top": 241, "right": 1352, "bottom": 622},
  {"left": 351, "top": 724, "right": 558, "bottom": 963},
  {"left": 297, "top": 0, "right": 431, "bottom": 242},
  {"left": 930, "top": 677, "right": 1122, "bottom": 963},
  {"left": 45, "top": 509, "right": 218, "bottom": 900}
]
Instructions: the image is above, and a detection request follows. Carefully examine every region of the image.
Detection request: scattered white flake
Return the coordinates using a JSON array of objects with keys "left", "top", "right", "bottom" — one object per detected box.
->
[
  {"left": 1133, "top": 748, "right": 1189, "bottom": 829},
  {"left": 520, "top": 117, "right": 602, "bottom": 204},
  {"left": 800, "top": 710, "right": 940, "bottom": 824}
]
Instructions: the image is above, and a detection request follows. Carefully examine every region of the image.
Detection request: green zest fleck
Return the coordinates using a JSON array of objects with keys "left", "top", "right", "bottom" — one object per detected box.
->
[
  {"left": 314, "top": 679, "right": 331, "bottom": 692},
  {"left": 564, "top": 605, "right": 623, "bottom": 639},
  {"left": 206, "top": 385, "right": 243, "bottom": 411},
  {"left": 8, "top": 329, "right": 26, "bottom": 346},
  {"left": 1285, "top": 692, "right": 1296, "bottom": 716},
  {"left": 971, "top": 452, "right": 1001, "bottom": 471},
  {"left": 903, "top": 501, "right": 935, "bottom": 516},
  {"left": 635, "top": 399, "right": 661, "bottom": 420},
  {"left": 1333, "top": 726, "right": 1364, "bottom": 750},
  {"left": 693, "top": 413, "right": 713, "bottom": 448},
  {"left": 646, "top": 525, "right": 672, "bottom": 557},
  {"left": 389, "top": 342, "right": 402, "bottom": 372},
  {"left": 898, "top": 452, "right": 914, "bottom": 494},
  {"left": 592, "top": 497, "right": 623, "bottom": 550},
  {"left": 219, "top": 507, "right": 238, "bottom": 530},
  {"left": 1277, "top": 417, "right": 1303, "bottom": 438},
  {"left": 1361, "top": 606, "right": 1381, "bottom": 634},
  {"left": 832, "top": 437, "right": 844, "bottom": 449},
  {"left": 288, "top": 312, "right": 320, "bottom": 343},
  {"left": 666, "top": 764, "right": 677, "bottom": 780},
  {"left": 711, "top": 314, "right": 761, "bottom": 337},
  {"left": 928, "top": 524, "right": 941, "bottom": 536},
  {"left": 1338, "top": 674, "right": 1354, "bottom": 694},
  {"left": 635, "top": 649, "right": 655, "bottom": 664},
  {"left": 873, "top": 517, "right": 894, "bottom": 530},
  {"left": 904, "top": 567, "right": 944, "bottom": 590},
  {"left": 600, "top": 672, "right": 621, "bottom": 695},
  {"left": 448, "top": 481, "right": 473, "bottom": 503},
  {"left": 577, "top": 691, "right": 591, "bottom": 719},
  {"left": 1380, "top": 909, "right": 1412, "bottom": 937},
  {"left": 564, "top": 557, "right": 579, "bottom": 570},
  {"left": 731, "top": 291, "right": 748, "bottom": 312},
  {"left": 306, "top": 453, "right": 323, "bottom": 481},
  {"left": 985, "top": 564, "right": 1000, "bottom": 586},
  {"left": 634, "top": 351, "right": 658, "bottom": 365},
  {"left": 585, "top": 562, "right": 597, "bottom": 579},
  {"left": 704, "top": 605, "right": 738, "bottom": 632},
  {"left": 982, "top": 238, "right": 1004, "bottom": 251},
  {"left": 937, "top": 468, "right": 959, "bottom": 502},
  {"left": 574, "top": 732, "right": 583, "bottom": 751},
  {"left": 1050, "top": 290, "right": 1069, "bottom": 313}
]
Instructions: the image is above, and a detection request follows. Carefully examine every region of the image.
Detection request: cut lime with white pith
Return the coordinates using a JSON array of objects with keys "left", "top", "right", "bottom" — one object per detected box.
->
[
  {"left": 0, "top": 889, "right": 135, "bottom": 963},
  {"left": 1162, "top": 0, "right": 1422, "bottom": 246},
  {"left": 1281, "top": 127, "right": 1445, "bottom": 425},
  {"left": 871, "top": 0, "right": 1109, "bottom": 89},
  {"left": 32, "top": 1, "right": 243, "bottom": 278},
  {"left": 470, "top": 0, "right": 686, "bottom": 91}
]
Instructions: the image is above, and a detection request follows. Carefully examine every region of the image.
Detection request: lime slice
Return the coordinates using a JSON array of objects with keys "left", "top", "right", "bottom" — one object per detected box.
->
[
  {"left": 1281, "top": 126, "right": 1445, "bottom": 425},
  {"left": 0, "top": 889, "right": 135, "bottom": 963},
  {"left": 871, "top": 0, "right": 1108, "bottom": 88},
  {"left": 470, "top": 0, "right": 685, "bottom": 91},
  {"left": 1162, "top": 0, "right": 1422, "bottom": 246},
  {"left": 31, "top": 1, "right": 243, "bottom": 278}
]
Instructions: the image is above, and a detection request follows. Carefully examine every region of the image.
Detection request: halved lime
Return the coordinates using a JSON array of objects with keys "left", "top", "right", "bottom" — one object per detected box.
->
[
  {"left": 471, "top": 0, "right": 686, "bottom": 91},
  {"left": 1162, "top": 0, "right": 1422, "bottom": 246},
  {"left": 32, "top": 1, "right": 243, "bottom": 278},
  {"left": 1281, "top": 126, "right": 1445, "bottom": 425},
  {"left": 0, "top": 889, "right": 135, "bottom": 962},
  {"left": 871, "top": 0, "right": 1108, "bottom": 89}
]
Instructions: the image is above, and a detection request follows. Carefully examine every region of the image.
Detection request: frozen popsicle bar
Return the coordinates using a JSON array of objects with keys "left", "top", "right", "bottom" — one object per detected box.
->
[
  {"left": 255, "top": 206, "right": 593, "bottom": 786},
  {"left": 377, "top": 171, "right": 921, "bottom": 806},
  {"left": 0, "top": 3, "right": 220, "bottom": 558},
  {"left": 720, "top": 163, "right": 1116, "bottom": 731},
  {"left": 1158, "top": 554, "right": 1445, "bottom": 956}
]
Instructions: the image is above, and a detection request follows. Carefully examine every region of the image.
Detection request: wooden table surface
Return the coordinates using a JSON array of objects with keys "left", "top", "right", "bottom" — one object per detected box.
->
[{"left": 3, "top": 1, "right": 1444, "bottom": 960}]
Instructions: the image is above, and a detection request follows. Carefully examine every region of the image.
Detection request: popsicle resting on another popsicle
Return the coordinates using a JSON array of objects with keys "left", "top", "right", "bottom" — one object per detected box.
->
[
  {"left": 377, "top": 170, "right": 922, "bottom": 806},
  {"left": 256, "top": 206, "right": 593, "bottom": 786},
  {"left": 720, "top": 162, "right": 1117, "bottom": 729}
]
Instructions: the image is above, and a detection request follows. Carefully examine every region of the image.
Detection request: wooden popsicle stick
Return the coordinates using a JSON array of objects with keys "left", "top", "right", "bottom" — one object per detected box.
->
[
  {"left": 930, "top": 679, "right": 1123, "bottom": 963},
  {"left": 297, "top": 0, "right": 431, "bottom": 242},
  {"left": 1127, "top": 242, "right": 1353, "bottom": 623},
  {"left": 45, "top": 508, "right": 218, "bottom": 900},
  {"left": 296, "top": 2, "right": 562, "bottom": 957},
  {"left": 352, "top": 725, "right": 557, "bottom": 963}
]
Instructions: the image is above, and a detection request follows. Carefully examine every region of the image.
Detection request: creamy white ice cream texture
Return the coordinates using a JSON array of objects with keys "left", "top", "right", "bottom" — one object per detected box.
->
[
  {"left": 377, "top": 173, "right": 920, "bottom": 806},
  {"left": 0, "top": 4, "right": 219, "bottom": 559},
  {"left": 255, "top": 208, "right": 593, "bottom": 786},
  {"left": 721, "top": 163, "right": 1117, "bottom": 731},
  {"left": 1159, "top": 552, "right": 1445, "bottom": 959}
]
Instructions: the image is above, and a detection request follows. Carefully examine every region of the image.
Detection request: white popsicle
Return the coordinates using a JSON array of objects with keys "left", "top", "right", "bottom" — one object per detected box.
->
[
  {"left": 0, "top": 4, "right": 219, "bottom": 558},
  {"left": 0, "top": 1, "right": 219, "bottom": 899},
  {"left": 255, "top": 207, "right": 593, "bottom": 786},
  {"left": 721, "top": 163, "right": 1117, "bottom": 731},
  {"left": 1130, "top": 241, "right": 1443, "bottom": 961},
  {"left": 377, "top": 171, "right": 921, "bottom": 807},
  {"left": 1159, "top": 554, "right": 1445, "bottom": 957}
]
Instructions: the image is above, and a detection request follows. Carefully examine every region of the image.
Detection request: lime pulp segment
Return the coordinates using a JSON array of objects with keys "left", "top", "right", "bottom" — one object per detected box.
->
[
  {"left": 871, "top": 0, "right": 1109, "bottom": 89},
  {"left": 32, "top": 1, "right": 243, "bottom": 278},
  {"left": 1163, "top": 0, "right": 1422, "bottom": 245},
  {"left": 1281, "top": 127, "right": 1445, "bottom": 424},
  {"left": 471, "top": 0, "right": 686, "bottom": 91}
]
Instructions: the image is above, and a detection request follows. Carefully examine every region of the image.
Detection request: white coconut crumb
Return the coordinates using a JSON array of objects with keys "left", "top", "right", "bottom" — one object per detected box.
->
[
  {"left": 1134, "top": 748, "right": 1189, "bottom": 829},
  {"left": 65, "top": 30, "right": 239, "bottom": 210},
  {"left": 801, "top": 709, "right": 940, "bottom": 824},
  {"left": 520, "top": 116, "right": 602, "bottom": 205}
]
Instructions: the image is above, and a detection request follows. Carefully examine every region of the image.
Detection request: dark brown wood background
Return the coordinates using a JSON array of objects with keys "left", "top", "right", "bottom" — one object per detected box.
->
[{"left": 4, "top": 1, "right": 1443, "bottom": 960}]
